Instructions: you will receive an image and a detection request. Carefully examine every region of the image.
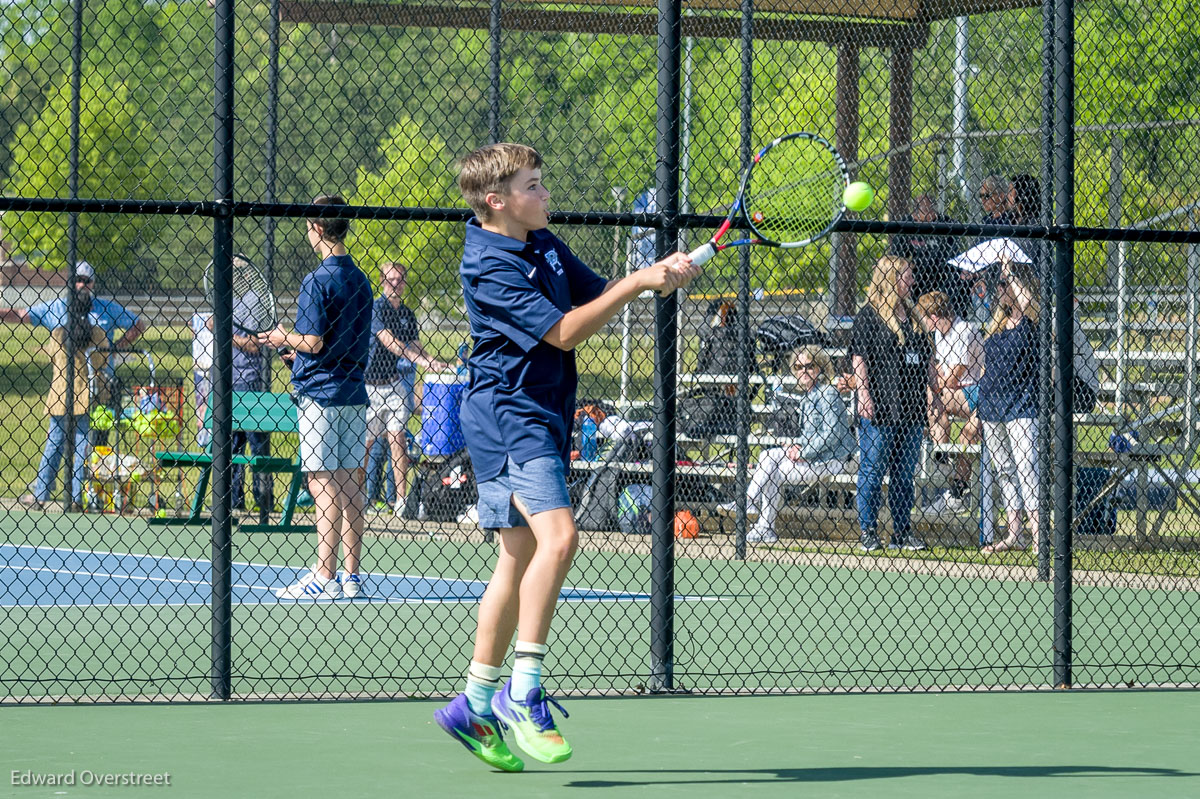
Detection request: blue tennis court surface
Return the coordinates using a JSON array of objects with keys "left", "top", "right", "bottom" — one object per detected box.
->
[{"left": 1, "top": 544, "right": 716, "bottom": 606}]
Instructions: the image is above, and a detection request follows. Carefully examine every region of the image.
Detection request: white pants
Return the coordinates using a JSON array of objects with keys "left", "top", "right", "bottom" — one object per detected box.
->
[
  {"left": 746, "top": 448, "right": 854, "bottom": 532},
  {"left": 982, "top": 417, "right": 1039, "bottom": 513}
]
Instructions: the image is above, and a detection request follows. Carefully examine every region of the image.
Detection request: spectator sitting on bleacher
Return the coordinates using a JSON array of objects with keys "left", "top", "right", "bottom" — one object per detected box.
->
[
  {"left": 719, "top": 344, "right": 855, "bottom": 544},
  {"left": 916, "top": 291, "right": 983, "bottom": 515}
]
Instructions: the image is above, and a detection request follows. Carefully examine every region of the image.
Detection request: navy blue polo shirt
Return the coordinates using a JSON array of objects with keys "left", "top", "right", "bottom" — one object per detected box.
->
[
  {"left": 365, "top": 296, "right": 420, "bottom": 384},
  {"left": 978, "top": 317, "right": 1039, "bottom": 422},
  {"left": 458, "top": 219, "right": 609, "bottom": 482},
  {"left": 290, "top": 254, "right": 373, "bottom": 406}
]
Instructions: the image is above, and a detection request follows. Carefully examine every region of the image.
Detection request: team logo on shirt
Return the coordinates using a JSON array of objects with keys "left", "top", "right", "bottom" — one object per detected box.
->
[{"left": 545, "top": 249, "right": 564, "bottom": 275}]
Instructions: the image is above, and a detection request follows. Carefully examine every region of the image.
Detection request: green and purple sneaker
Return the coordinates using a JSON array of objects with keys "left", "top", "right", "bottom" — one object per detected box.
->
[
  {"left": 433, "top": 693, "right": 524, "bottom": 772},
  {"left": 490, "top": 680, "right": 573, "bottom": 764}
]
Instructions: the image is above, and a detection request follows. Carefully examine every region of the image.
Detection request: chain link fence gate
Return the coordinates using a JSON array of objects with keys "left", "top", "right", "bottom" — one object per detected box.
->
[{"left": 0, "top": 0, "right": 1198, "bottom": 702}]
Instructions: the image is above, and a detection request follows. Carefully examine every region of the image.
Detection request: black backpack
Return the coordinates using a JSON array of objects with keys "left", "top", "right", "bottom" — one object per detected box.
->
[
  {"left": 405, "top": 448, "right": 477, "bottom": 522},
  {"left": 756, "top": 314, "right": 827, "bottom": 374}
]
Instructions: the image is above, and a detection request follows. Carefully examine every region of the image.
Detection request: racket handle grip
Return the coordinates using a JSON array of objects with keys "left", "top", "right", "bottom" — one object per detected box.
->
[{"left": 688, "top": 242, "right": 718, "bottom": 267}]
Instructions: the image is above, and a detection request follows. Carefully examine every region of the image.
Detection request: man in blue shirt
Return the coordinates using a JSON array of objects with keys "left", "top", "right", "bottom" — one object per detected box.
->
[
  {"left": 0, "top": 261, "right": 144, "bottom": 509},
  {"left": 433, "top": 143, "right": 700, "bottom": 771},
  {"left": 364, "top": 261, "right": 449, "bottom": 515},
  {"left": 260, "top": 196, "right": 373, "bottom": 600}
]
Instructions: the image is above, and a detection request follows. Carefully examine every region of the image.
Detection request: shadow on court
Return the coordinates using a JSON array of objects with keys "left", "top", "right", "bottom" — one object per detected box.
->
[{"left": 560, "top": 764, "right": 1199, "bottom": 788}]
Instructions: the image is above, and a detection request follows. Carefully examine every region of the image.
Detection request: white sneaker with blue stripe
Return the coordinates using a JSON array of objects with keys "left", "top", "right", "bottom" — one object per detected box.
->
[
  {"left": 341, "top": 572, "right": 364, "bottom": 599},
  {"left": 275, "top": 567, "right": 341, "bottom": 600}
]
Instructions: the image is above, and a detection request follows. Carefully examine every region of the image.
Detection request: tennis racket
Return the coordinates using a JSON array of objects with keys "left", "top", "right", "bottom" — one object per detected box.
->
[
  {"left": 688, "top": 132, "right": 850, "bottom": 267},
  {"left": 203, "top": 253, "right": 279, "bottom": 335}
]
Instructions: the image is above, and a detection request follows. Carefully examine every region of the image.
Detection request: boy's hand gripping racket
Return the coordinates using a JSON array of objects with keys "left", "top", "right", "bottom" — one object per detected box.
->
[{"left": 688, "top": 132, "right": 851, "bottom": 267}]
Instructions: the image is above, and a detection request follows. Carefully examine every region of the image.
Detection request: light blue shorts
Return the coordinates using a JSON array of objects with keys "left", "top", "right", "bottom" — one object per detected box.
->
[
  {"left": 297, "top": 396, "right": 367, "bottom": 473},
  {"left": 476, "top": 455, "right": 572, "bottom": 530}
]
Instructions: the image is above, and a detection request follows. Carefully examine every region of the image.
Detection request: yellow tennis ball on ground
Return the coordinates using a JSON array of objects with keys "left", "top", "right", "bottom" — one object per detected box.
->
[{"left": 843, "top": 181, "right": 874, "bottom": 212}]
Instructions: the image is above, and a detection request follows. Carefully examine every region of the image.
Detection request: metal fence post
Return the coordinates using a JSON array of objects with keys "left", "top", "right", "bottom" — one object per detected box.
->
[
  {"left": 1037, "top": 0, "right": 1055, "bottom": 584},
  {"left": 210, "top": 0, "right": 237, "bottom": 701},
  {"left": 732, "top": 0, "right": 754, "bottom": 562},
  {"left": 62, "top": 0, "right": 85, "bottom": 513},
  {"left": 263, "top": 0, "right": 280, "bottom": 389},
  {"left": 650, "top": 0, "right": 682, "bottom": 694},
  {"left": 1052, "top": 0, "right": 1076, "bottom": 690},
  {"left": 489, "top": 0, "right": 503, "bottom": 144}
]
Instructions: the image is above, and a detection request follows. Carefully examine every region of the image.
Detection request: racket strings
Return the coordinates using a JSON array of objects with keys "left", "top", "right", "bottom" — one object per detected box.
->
[
  {"left": 232, "top": 260, "right": 277, "bottom": 333},
  {"left": 205, "top": 257, "right": 278, "bottom": 333},
  {"left": 745, "top": 144, "right": 844, "bottom": 243}
]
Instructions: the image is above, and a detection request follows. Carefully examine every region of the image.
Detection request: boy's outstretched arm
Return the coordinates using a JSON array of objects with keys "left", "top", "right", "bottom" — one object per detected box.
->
[{"left": 543, "top": 252, "right": 699, "bottom": 351}]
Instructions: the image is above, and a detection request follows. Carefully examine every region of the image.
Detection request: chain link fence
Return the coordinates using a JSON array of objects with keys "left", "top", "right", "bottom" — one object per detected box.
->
[{"left": 1, "top": 0, "right": 1198, "bottom": 702}]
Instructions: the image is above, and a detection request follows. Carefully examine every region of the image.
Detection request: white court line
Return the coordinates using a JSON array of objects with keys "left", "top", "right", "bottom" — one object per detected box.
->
[
  {"left": 0, "top": 543, "right": 724, "bottom": 604},
  {"left": 3, "top": 564, "right": 275, "bottom": 593},
  {"left": 2, "top": 542, "right": 694, "bottom": 599}
]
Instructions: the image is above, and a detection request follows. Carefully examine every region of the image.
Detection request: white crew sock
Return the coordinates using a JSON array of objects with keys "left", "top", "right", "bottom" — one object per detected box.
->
[
  {"left": 464, "top": 660, "right": 502, "bottom": 715},
  {"left": 511, "top": 640, "right": 549, "bottom": 699}
]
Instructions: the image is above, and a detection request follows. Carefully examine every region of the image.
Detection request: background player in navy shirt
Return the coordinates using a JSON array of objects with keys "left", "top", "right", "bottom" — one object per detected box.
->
[
  {"left": 260, "top": 195, "right": 374, "bottom": 600},
  {"left": 364, "top": 261, "right": 450, "bottom": 515},
  {"left": 433, "top": 143, "right": 700, "bottom": 771}
]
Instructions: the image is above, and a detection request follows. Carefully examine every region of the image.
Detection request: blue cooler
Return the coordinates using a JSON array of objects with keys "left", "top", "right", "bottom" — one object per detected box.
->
[{"left": 421, "top": 374, "right": 467, "bottom": 456}]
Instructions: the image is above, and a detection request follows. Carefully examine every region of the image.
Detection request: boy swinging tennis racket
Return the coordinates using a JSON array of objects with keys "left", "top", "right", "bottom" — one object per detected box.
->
[{"left": 433, "top": 143, "right": 700, "bottom": 771}]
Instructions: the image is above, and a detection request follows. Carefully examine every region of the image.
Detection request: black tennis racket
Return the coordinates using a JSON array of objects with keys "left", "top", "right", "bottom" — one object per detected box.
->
[
  {"left": 203, "top": 253, "right": 279, "bottom": 335},
  {"left": 688, "top": 132, "right": 851, "bottom": 267}
]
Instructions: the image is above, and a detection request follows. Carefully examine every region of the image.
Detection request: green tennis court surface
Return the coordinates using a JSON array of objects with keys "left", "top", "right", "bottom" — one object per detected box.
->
[
  {"left": 3, "top": 510, "right": 1198, "bottom": 700},
  {"left": 6, "top": 691, "right": 1199, "bottom": 798}
]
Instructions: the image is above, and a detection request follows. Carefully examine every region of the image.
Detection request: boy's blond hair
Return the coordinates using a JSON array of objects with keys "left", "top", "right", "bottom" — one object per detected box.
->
[{"left": 457, "top": 143, "right": 543, "bottom": 222}]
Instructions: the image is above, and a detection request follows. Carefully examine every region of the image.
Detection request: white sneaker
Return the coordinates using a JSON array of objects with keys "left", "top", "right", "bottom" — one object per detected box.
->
[
  {"left": 746, "top": 526, "right": 779, "bottom": 544},
  {"left": 341, "top": 572, "right": 364, "bottom": 599},
  {"left": 393, "top": 500, "right": 406, "bottom": 516},
  {"left": 275, "top": 567, "right": 341, "bottom": 600},
  {"left": 926, "top": 491, "right": 965, "bottom": 516}
]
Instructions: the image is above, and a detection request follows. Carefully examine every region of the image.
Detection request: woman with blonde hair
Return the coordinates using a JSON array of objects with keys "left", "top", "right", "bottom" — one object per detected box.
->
[
  {"left": 977, "top": 259, "right": 1040, "bottom": 553},
  {"left": 730, "top": 344, "right": 856, "bottom": 543},
  {"left": 850, "top": 256, "right": 936, "bottom": 552}
]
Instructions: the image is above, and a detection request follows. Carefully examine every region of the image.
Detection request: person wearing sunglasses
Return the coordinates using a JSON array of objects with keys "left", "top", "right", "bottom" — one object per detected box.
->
[{"left": 729, "top": 344, "right": 855, "bottom": 544}]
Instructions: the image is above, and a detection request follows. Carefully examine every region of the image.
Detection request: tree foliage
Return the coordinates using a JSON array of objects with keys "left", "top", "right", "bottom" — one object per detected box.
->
[
  {"left": 2, "top": 75, "right": 167, "bottom": 274},
  {"left": 0, "top": 0, "right": 1198, "bottom": 293},
  {"left": 347, "top": 117, "right": 461, "bottom": 298}
]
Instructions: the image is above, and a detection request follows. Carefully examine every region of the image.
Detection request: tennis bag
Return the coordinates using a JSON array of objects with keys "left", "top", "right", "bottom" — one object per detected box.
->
[
  {"left": 407, "top": 447, "right": 478, "bottom": 522},
  {"left": 756, "top": 314, "right": 827, "bottom": 374},
  {"left": 617, "top": 484, "right": 653, "bottom": 535},
  {"left": 677, "top": 386, "right": 739, "bottom": 438}
]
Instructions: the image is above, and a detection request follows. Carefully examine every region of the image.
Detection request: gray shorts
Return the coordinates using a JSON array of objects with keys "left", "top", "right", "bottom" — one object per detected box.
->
[
  {"left": 366, "top": 378, "right": 414, "bottom": 438},
  {"left": 297, "top": 396, "right": 367, "bottom": 473}
]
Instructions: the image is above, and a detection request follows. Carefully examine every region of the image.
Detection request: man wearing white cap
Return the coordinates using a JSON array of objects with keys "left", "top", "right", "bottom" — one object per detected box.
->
[{"left": 0, "top": 261, "right": 145, "bottom": 509}]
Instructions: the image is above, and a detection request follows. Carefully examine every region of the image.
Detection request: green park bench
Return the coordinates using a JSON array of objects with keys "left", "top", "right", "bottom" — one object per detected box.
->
[{"left": 149, "top": 390, "right": 314, "bottom": 534}]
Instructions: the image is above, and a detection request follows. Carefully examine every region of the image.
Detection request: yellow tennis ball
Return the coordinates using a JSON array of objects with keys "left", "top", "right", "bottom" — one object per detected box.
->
[{"left": 843, "top": 181, "right": 874, "bottom": 212}]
